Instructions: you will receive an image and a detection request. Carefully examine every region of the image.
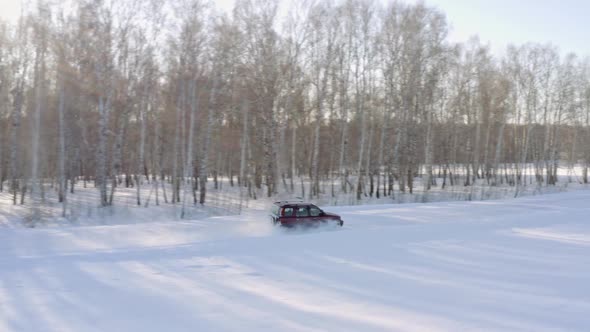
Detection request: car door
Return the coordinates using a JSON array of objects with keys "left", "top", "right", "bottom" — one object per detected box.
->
[
  {"left": 280, "top": 206, "right": 296, "bottom": 226},
  {"left": 295, "top": 206, "right": 310, "bottom": 225},
  {"left": 309, "top": 205, "right": 324, "bottom": 223}
]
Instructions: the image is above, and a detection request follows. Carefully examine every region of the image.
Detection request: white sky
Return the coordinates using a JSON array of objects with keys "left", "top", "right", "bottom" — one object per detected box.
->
[
  {"left": 408, "top": 0, "right": 590, "bottom": 57},
  {"left": 1, "top": 0, "right": 587, "bottom": 57},
  {"left": 0, "top": 0, "right": 20, "bottom": 22}
]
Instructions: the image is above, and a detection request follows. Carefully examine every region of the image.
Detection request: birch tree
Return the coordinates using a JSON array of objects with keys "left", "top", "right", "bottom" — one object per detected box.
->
[
  {"left": 10, "top": 14, "right": 30, "bottom": 205},
  {"left": 235, "top": 0, "right": 281, "bottom": 197}
]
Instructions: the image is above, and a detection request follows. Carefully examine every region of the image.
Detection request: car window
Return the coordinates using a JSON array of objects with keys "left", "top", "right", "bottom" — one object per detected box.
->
[
  {"left": 272, "top": 205, "right": 279, "bottom": 215},
  {"left": 282, "top": 207, "right": 294, "bottom": 217},
  {"left": 310, "top": 206, "right": 322, "bottom": 217},
  {"left": 295, "top": 207, "right": 309, "bottom": 217}
]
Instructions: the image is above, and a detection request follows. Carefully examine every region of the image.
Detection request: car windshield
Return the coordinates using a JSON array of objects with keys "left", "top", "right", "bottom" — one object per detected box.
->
[{"left": 310, "top": 206, "right": 322, "bottom": 217}]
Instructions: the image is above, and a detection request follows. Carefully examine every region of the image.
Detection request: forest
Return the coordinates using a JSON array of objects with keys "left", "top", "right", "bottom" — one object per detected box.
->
[{"left": 0, "top": 0, "right": 589, "bottom": 220}]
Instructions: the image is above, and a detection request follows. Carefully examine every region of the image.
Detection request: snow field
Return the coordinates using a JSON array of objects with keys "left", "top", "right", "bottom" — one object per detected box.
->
[{"left": 1, "top": 190, "right": 589, "bottom": 331}]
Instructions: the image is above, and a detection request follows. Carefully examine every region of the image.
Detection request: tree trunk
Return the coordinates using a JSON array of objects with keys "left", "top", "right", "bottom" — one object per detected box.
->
[
  {"left": 182, "top": 79, "right": 198, "bottom": 217},
  {"left": 57, "top": 70, "right": 67, "bottom": 217},
  {"left": 200, "top": 76, "right": 219, "bottom": 205}
]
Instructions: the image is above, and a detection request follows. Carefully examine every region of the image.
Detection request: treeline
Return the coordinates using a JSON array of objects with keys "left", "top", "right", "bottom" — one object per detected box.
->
[{"left": 0, "top": 0, "right": 589, "bottom": 214}]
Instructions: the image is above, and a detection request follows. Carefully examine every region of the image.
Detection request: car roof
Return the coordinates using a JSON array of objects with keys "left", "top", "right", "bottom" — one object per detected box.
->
[{"left": 273, "top": 201, "right": 315, "bottom": 207}]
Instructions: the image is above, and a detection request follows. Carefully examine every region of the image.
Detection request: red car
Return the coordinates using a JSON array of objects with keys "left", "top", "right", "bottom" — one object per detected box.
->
[{"left": 270, "top": 201, "right": 344, "bottom": 227}]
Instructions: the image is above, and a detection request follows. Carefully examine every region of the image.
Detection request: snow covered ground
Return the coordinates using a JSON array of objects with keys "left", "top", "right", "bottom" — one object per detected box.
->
[{"left": 1, "top": 190, "right": 589, "bottom": 331}]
